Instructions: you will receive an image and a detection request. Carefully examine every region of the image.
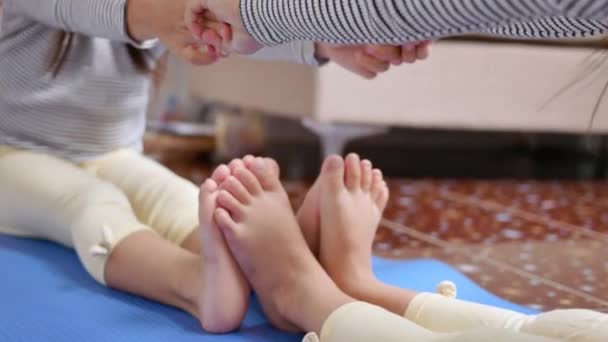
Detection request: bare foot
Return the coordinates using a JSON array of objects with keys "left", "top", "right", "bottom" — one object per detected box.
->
[
  {"left": 237, "top": 156, "right": 324, "bottom": 255},
  {"left": 295, "top": 154, "right": 387, "bottom": 256},
  {"left": 296, "top": 177, "right": 322, "bottom": 253},
  {"left": 211, "top": 163, "right": 231, "bottom": 184},
  {"left": 318, "top": 154, "right": 389, "bottom": 291},
  {"left": 237, "top": 155, "right": 387, "bottom": 264},
  {"left": 181, "top": 163, "right": 232, "bottom": 254},
  {"left": 214, "top": 158, "right": 352, "bottom": 333},
  {"left": 239, "top": 155, "right": 321, "bottom": 254},
  {"left": 197, "top": 178, "right": 250, "bottom": 333},
  {"left": 238, "top": 157, "right": 323, "bottom": 252}
]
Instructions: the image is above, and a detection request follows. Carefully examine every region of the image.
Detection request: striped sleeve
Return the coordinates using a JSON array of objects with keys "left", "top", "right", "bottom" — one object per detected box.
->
[
  {"left": 240, "top": 0, "right": 608, "bottom": 45},
  {"left": 4, "top": 0, "right": 134, "bottom": 43},
  {"left": 487, "top": 17, "right": 608, "bottom": 39}
]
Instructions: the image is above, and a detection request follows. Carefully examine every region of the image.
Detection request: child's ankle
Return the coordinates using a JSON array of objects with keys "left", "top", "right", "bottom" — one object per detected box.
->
[
  {"left": 333, "top": 267, "right": 378, "bottom": 299},
  {"left": 173, "top": 255, "right": 203, "bottom": 317}
]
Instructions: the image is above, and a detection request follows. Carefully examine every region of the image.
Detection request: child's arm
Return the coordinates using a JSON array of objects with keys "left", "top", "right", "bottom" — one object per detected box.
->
[
  {"left": 187, "top": 0, "right": 608, "bottom": 55},
  {"left": 6, "top": 0, "right": 220, "bottom": 65},
  {"left": 5, "top": 0, "right": 144, "bottom": 44},
  {"left": 246, "top": 41, "right": 430, "bottom": 79},
  {"left": 240, "top": 0, "right": 607, "bottom": 45}
]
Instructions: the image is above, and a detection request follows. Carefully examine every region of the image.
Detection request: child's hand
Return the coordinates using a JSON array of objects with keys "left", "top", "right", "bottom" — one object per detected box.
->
[
  {"left": 185, "top": 0, "right": 263, "bottom": 55},
  {"left": 364, "top": 41, "right": 431, "bottom": 66},
  {"left": 126, "top": 0, "right": 222, "bottom": 65},
  {"left": 315, "top": 42, "right": 431, "bottom": 79}
]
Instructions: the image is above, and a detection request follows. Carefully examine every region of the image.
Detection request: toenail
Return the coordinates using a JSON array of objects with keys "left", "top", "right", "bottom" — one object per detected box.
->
[
  {"left": 203, "top": 179, "right": 216, "bottom": 191},
  {"left": 326, "top": 157, "right": 342, "bottom": 170},
  {"left": 235, "top": 167, "right": 249, "bottom": 176},
  {"left": 254, "top": 159, "right": 265, "bottom": 169}
]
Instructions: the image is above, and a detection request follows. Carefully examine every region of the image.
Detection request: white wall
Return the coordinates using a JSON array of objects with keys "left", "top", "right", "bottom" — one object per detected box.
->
[{"left": 187, "top": 41, "right": 608, "bottom": 134}]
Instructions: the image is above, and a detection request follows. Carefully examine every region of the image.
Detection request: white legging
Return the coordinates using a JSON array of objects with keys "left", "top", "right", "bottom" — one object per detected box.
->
[
  {"left": 0, "top": 147, "right": 199, "bottom": 283},
  {"left": 309, "top": 293, "right": 608, "bottom": 342}
]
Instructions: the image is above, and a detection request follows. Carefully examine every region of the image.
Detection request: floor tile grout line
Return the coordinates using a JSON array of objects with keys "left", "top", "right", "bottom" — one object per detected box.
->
[
  {"left": 442, "top": 189, "right": 608, "bottom": 240},
  {"left": 441, "top": 190, "right": 608, "bottom": 242},
  {"left": 381, "top": 219, "right": 608, "bottom": 307}
]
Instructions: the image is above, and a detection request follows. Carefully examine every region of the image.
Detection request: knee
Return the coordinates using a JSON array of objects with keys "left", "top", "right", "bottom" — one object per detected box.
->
[
  {"left": 66, "top": 181, "right": 141, "bottom": 285},
  {"left": 62, "top": 180, "right": 131, "bottom": 216}
]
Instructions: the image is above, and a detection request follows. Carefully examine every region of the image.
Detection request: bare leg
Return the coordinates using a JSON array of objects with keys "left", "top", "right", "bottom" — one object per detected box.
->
[
  {"left": 105, "top": 230, "right": 201, "bottom": 318},
  {"left": 317, "top": 154, "right": 417, "bottom": 316},
  {"left": 107, "top": 173, "right": 249, "bottom": 333},
  {"left": 296, "top": 174, "right": 322, "bottom": 254},
  {"left": 213, "top": 157, "right": 354, "bottom": 333}
]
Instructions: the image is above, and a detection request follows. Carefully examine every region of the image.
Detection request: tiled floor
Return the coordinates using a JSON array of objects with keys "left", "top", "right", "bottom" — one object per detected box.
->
[
  {"left": 162, "top": 155, "right": 608, "bottom": 313},
  {"left": 287, "top": 180, "right": 607, "bottom": 313},
  {"left": 378, "top": 181, "right": 607, "bottom": 312}
]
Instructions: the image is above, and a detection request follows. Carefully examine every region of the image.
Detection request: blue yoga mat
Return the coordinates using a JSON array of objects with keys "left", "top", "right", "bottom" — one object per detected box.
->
[{"left": 0, "top": 235, "right": 537, "bottom": 341}]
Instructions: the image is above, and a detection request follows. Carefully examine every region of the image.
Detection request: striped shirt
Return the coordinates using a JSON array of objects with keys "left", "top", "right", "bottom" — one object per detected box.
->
[
  {"left": 0, "top": 0, "right": 317, "bottom": 162},
  {"left": 241, "top": 0, "right": 608, "bottom": 45}
]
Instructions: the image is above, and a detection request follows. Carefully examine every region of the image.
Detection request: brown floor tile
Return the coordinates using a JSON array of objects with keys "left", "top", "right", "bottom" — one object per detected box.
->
[
  {"left": 479, "top": 239, "right": 608, "bottom": 303},
  {"left": 445, "top": 180, "right": 608, "bottom": 235},
  {"left": 375, "top": 223, "right": 607, "bottom": 311},
  {"left": 379, "top": 180, "right": 608, "bottom": 310},
  {"left": 385, "top": 184, "right": 582, "bottom": 245}
]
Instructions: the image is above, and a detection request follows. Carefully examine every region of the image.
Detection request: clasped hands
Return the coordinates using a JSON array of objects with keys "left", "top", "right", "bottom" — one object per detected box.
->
[{"left": 127, "top": 0, "right": 430, "bottom": 78}]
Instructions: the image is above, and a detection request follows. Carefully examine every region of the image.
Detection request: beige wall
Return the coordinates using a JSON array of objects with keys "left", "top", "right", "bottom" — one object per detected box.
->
[
  {"left": 315, "top": 42, "right": 607, "bottom": 133},
  {"left": 594, "top": 103, "right": 608, "bottom": 132},
  {"left": 188, "top": 41, "right": 608, "bottom": 134},
  {"left": 188, "top": 56, "right": 317, "bottom": 119}
]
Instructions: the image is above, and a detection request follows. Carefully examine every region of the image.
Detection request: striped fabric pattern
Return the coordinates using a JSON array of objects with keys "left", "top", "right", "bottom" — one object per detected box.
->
[
  {"left": 240, "top": 0, "right": 608, "bottom": 45},
  {"left": 0, "top": 0, "right": 155, "bottom": 162},
  {"left": 0, "top": 0, "right": 315, "bottom": 162}
]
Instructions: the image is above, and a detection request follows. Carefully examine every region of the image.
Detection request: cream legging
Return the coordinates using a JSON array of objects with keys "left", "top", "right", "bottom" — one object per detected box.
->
[
  {"left": 309, "top": 293, "right": 608, "bottom": 342},
  {"left": 0, "top": 147, "right": 199, "bottom": 284}
]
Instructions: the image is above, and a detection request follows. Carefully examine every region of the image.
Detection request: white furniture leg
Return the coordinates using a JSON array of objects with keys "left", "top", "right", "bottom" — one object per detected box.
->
[
  {"left": 599, "top": 136, "right": 608, "bottom": 178},
  {"left": 302, "top": 118, "right": 389, "bottom": 158}
]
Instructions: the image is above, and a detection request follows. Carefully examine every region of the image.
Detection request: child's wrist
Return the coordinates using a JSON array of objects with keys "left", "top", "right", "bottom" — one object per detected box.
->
[
  {"left": 126, "top": 0, "right": 158, "bottom": 41},
  {"left": 314, "top": 42, "right": 331, "bottom": 61}
]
